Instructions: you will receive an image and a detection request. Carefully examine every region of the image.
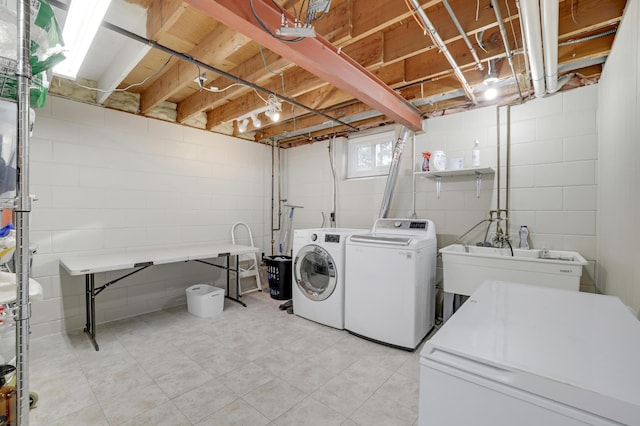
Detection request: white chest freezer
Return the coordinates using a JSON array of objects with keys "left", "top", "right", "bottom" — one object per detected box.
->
[{"left": 419, "top": 281, "right": 640, "bottom": 426}]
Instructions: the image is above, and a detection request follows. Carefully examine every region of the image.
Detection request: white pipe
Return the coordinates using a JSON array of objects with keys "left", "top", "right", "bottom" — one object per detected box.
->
[
  {"left": 541, "top": 0, "right": 559, "bottom": 93},
  {"left": 518, "top": 0, "right": 546, "bottom": 97}
]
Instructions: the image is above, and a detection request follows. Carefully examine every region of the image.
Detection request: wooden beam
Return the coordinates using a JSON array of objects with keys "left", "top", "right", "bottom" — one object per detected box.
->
[
  {"left": 177, "top": 51, "right": 291, "bottom": 122},
  {"left": 183, "top": 0, "right": 423, "bottom": 131},
  {"left": 175, "top": 0, "right": 507, "bottom": 126},
  {"left": 147, "top": 0, "right": 188, "bottom": 40},
  {"left": 140, "top": 25, "right": 251, "bottom": 114},
  {"left": 558, "top": 0, "right": 626, "bottom": 37},
  {"left": 179, "top": 0, "right": 619, "bottom": 139}
]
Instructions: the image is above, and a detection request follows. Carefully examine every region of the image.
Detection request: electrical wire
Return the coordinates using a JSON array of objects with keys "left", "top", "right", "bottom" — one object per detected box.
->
[
  {"left": 250, "top": 0, "right": 312, "bottom": 43},
  {"left": 100, "top": 21, "right": 356, "bottom": 130},
  {"left": 475, "top": 31, "right": 489, "bottom": 53},
  {"left": 257, "top": 46, "right": 297, "bottom": 133},
  {"left": 72, "top": 56, "right": 172, "bottom": 93},
  {"left": 571, "top": 0, "right": 578, "bottom": 24},
  {"left": 476, "top": 0, "right": 480, "bottom": 21},
  {"left": 404, "top": 0, "right": 427, "bottom": 34}
]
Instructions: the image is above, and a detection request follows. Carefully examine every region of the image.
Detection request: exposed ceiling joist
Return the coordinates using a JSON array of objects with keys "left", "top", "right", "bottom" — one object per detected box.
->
[{"left": 183, "top": 0, "right": 423, "bottom": 131}]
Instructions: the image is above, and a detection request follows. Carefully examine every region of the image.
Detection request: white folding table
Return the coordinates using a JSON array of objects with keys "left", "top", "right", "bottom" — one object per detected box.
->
[{"left": 60, "top": 243, "right": 259, "bottom": 350}]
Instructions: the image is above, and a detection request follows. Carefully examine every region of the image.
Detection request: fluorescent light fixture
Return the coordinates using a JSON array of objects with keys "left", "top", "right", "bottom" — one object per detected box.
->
[{"left": 53, "top": 0, "right": 112, "bottom": 79}]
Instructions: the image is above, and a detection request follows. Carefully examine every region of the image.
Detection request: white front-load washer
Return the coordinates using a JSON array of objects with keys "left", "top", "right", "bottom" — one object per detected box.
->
[{"left": 292, "top": 228, "right": 368, "bottom": 329}]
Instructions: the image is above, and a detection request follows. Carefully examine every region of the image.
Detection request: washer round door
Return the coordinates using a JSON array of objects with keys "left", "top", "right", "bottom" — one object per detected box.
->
[{"left": 294, "top": 244, "right": 337, "bottom": 301}]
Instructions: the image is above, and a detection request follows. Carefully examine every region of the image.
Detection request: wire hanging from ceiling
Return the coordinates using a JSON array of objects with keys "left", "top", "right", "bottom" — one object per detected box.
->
[
  {"left": 250, "top": 0, "right": 332, "bottom": 42},
  {"left": 257, "top": 45, "right": 299, "bottom": 131},
  {"left": 70, "top": 56, "right": 172, "bottom": 93},
  {"left": 95, "top": 20, "right": 356, "bottom": 130}
]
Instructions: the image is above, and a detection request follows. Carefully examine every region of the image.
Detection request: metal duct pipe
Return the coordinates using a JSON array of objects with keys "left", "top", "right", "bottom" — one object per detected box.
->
[
  {"left": 518, "top": 0, "right": 546, "bottom": 97},
  {"left": 491, "top": 0, "right": 524, "bottom": 99},
  {"left": 407, "top": 0, "right": 477, "bottom": 104},
  {"left": 379, "top": 127, "right": 412, "bottom": 219},
  {"left": 441, "top": 0, "right": 483, "bottom": 71},
  {"left": 541, "top": 0, "right": 559, "bottom": 93}
]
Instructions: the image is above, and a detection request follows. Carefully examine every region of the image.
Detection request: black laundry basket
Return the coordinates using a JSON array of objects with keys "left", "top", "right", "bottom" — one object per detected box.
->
[{"left": 264, "top": 255, "right": 292, "bottom": 300}]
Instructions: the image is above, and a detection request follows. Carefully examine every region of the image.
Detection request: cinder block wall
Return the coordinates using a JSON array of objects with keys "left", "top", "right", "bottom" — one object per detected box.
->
[{"left": 29, "top": 97, "right": 272, "bottom": 337}]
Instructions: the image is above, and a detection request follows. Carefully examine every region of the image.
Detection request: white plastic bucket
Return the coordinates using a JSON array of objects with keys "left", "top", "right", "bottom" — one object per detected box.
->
[{"left": 186, "top": 284, "right": 224, "bottom": 318}]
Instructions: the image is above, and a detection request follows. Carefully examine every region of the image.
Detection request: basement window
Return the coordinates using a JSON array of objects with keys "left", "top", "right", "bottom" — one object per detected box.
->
[{"left": 347, "top": 130, "right": 395, "bottom": 178}]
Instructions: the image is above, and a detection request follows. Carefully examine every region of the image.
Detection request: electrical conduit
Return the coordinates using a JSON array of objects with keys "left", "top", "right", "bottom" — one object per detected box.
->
[{"left": 407, "top": 0, "right": 477, "bottom": 104}]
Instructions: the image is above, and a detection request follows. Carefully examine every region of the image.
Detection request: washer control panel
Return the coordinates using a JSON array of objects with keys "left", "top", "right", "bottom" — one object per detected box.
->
[{"left": 324, "top": 234, "right": 341, "bottom": 243}]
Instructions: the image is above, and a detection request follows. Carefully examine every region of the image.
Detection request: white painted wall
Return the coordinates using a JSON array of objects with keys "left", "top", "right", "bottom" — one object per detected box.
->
[
  {"left": 29, "top": 97, "right": 272, "bottom": 337},
  {"left": 286, "top": 85, "right": 599, "bottom": 288},
  {"left": 597, "top": 0, "right": 640, "bottom": 314}
]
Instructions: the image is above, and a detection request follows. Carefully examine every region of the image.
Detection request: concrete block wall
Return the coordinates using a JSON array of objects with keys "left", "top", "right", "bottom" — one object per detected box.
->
[
  {"left": 28, "top": 97, "right": 272, "bottom": 337},
  {"left": 286, "top": 85, "right": 599, "bottom": 287}
]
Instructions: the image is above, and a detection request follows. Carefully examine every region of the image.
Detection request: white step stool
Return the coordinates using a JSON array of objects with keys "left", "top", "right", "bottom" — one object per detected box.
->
[{"left": 231, "top": 222, "right": 262, "bottom": 295}]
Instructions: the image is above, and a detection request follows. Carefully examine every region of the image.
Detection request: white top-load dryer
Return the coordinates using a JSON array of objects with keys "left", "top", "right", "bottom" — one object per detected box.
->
[
  {"left": 292, "top": 228, "right": 368, "bottom": 329},
  {"left": 345, "top": 218, "right": 437, "bottom": 350}
]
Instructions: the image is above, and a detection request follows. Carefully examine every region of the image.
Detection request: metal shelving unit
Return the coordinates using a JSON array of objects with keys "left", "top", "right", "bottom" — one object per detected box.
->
[{"left": 1, "top": 0, "right": 33, "bottom": 424}]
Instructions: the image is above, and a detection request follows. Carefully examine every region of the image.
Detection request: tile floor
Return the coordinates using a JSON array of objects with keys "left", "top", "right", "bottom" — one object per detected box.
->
[{"left": 28, "top": 290, "right": 430, "bottom": 425}]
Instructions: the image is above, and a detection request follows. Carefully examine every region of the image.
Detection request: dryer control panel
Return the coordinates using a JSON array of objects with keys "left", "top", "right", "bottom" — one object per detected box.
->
[{"left": 373, "top": 219, "right": 429, "bottom": 232}]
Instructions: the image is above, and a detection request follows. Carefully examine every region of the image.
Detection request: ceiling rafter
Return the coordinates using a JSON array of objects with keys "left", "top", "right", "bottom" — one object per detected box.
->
[
  {"left": 175, "top": 0, "right": 510, "bottom": 127},
  {"left": 60, "top": 0, "right": 626, "bottom": 147},
  {"left": 182, "top": 0, "right": 423, "bottom": 131},
  {"left": 204, "top": 11, "right": 515, "bottom": 131},
  {"left": 140, "top": 23, "right": 252, "bottom": 113},
  {"left": 147, "top": 0, "right": 188, "bottom": 40},
  {"left": 249, "top": 0, "right": 622, "bottom": 140}
]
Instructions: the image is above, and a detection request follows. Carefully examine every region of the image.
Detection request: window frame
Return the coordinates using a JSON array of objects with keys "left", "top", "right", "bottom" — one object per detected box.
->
[{"left": 347, "top": 130, "right": 396, "bottom": 179}]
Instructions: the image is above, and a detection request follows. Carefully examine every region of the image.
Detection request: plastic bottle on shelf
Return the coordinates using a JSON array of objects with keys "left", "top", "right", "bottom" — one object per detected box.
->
[
  {"left": 471, "top": 140, "right": 481, "bottom": 167},
  {"left": 519, "top": 225, "right": 529, "bottom": 249}
]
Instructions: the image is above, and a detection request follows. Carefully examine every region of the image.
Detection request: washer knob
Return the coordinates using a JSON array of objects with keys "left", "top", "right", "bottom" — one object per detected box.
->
[
  {"left": 394, "top": 221, "right": 402, "bottom": 228},
  {"left": 311, "top": 233, "right": 318, "bottom": 241}
]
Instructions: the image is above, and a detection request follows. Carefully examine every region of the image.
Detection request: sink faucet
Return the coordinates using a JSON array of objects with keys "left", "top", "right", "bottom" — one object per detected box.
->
[{"left": 492, "top": 226, "right": 507, "bottom": 247}]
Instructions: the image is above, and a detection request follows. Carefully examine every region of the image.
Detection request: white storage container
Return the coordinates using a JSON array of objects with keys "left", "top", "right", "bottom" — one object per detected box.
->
[{"left": 186, "top": 284, "right": 224, "bottom": 318}]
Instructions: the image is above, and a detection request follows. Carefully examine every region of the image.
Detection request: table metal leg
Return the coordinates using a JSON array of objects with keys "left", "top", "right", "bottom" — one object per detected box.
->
[
  {"left": 84, "top": 274, "right": 99, "bottom": 351},
  {"left": 194, "top": 256, "right": 247, "bottom": 307},
  {"left": 224, "top": 254, "right": 246, "bottom": 307}
]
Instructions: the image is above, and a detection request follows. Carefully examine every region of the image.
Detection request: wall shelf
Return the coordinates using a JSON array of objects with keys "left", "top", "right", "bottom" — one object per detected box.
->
[{"left": 415, "top": 167, "right": 495, "bottom": 198}]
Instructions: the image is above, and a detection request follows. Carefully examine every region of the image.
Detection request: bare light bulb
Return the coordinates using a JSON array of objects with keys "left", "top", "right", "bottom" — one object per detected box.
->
[{"left": 484, "top": 87, "right": 498, "bottom": 101}]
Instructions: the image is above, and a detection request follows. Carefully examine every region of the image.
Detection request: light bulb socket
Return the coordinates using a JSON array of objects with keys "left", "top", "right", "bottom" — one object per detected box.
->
[
  {"left": 237, "top": 118, "right": 249, "bottom": 133},
  {"left": 250, "top": 114, "right": 262, "bottom": 128}
]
